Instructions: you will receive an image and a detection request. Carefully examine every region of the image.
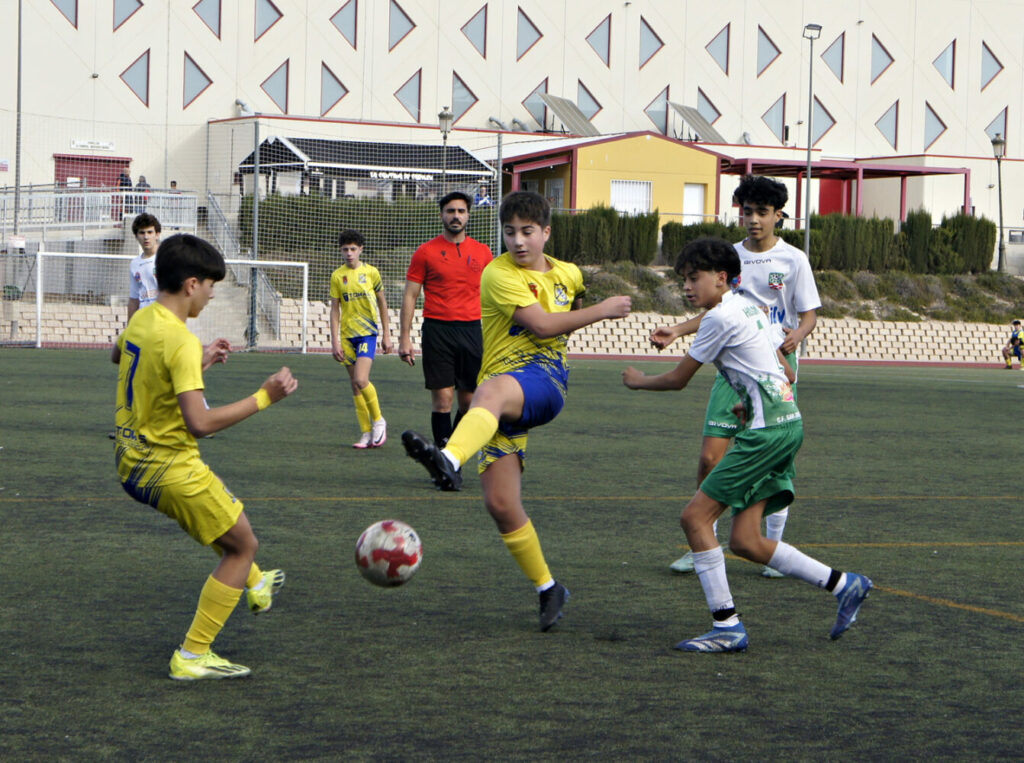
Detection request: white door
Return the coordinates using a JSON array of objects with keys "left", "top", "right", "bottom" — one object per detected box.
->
[{"left": 683, "top": 183, "right": 706, "bottom": 222}]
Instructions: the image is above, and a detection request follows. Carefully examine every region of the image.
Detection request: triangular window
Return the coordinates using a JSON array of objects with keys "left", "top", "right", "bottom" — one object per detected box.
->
[
  {"left": 811, "top": 98, "right": 836, "bottom": 146},
  {"left": 389, "top": 0, "right": 415, "bottom": 51},
  {"left": 193, "top": 0, "right": 220, "bottom": 37},
  {"left": 260, "top": 60, "right": 289, "bottom": 113},
  {"left": 452, "top": 72, "right": 478, "bottom": 123},
  {"left": 645, "top": 87, "right": 669, "bottom": 134},
  {"left": 985, "top": 108, "right": 1007, "bottom": 144},
  {"left": 822, "top": 32, "right": 844, "bottom": 82},
  {"left": 706, "top": 24, "right": 729, "bottom": 74},
  {"left": 871, "top": 35, "right": 894, "bottom": 83},
  {"left": 757, "top": 26, "right": 780, "bottom": 76},
  {"left": 875, "top": 101, "right": 898, "bottom": 149},
  {"left": 761, "top": 94, "right": 785, "bottom": 143},
  {"left": 577, "top": 81, "right": 601, "bottom": 120},
  {"left": 255, "top": 0, "right": 282, "bottom": 41},
  {"left": 395, "top": 69, "right": 421, "bottom": 121},
  {"left": 933, "top": 41, "right": 955, "bottom": 89},
  {"left": 981, "top": 42, "right": 1003, "bottom": 90},
  {"left": 114, "top": 0, "right": 143, "bottom": 31},
  {"left": 462, "top": 5, "right": 487, "bottom": 57},
  {"left": 523, "top": 79, "right": 547, "bottom": 128},
  {"left": 330, "top": 1, "right": 357, "bottom": 48},
  {"left": 50, "top": 0, "right": 77, "bottom": 27},
  {"left": 321, "top": 64, "right": 348, "bottom": 116},
  {"left": 696, "top": 88, "right": 720, "bottom": 125},
  {"left": 183, "top": 53, "right": 212, "bottom": 109},
  {"left": 924, "top": 102, "right": 946, "bottom": 150},
  {"left": 517, "top": 8, "right": 542, "bottom": 60},
  {"left": 587, "top": 15, "right": 611, "bottom": 66},
  {"left": 120, "top": 50, "right": 149, "bottom": 106}
]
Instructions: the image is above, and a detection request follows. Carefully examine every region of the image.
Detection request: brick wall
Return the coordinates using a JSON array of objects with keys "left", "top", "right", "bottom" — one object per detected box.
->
[{"left": 2, "top": 299, "right": 1012, "bottom": 365}]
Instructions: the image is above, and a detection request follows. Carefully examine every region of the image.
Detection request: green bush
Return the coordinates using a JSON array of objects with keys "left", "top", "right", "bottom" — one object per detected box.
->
[{"left": 902, "top": 209, "right": 932, "bottom": 273}]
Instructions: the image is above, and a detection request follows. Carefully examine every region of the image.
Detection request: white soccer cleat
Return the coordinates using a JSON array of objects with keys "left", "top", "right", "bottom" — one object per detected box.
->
[
  {"left": 370, "top": 418, "right": 387, "bottom": 448},
  {"left": 353, "top": 431, "right": 372, "bottom": 449}
]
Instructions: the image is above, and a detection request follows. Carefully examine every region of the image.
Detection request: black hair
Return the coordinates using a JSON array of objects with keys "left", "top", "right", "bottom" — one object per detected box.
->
[
  {"left": 1014, "top": 320, "right": 1021, "bottom": 325},
  {"left": 155, "top": 234, "right": 226, "bottom": 292},
  {"left": 131, "top": 212, "right": 162, "bottom": 235},
  {"left": 438, "top": 191, "right": 472, "bottom": 210},
  {"left": 499, "top": 190, "right": 550, "bottom": 227},
  {"left": 675, "top": 237, "right": 741, "bottom": 284},
  {"left": 734, "top": 174, "right": 788, "bottom": 211},
  {"left": 337, "top": 229, "right": 366, "bottom": 248}
]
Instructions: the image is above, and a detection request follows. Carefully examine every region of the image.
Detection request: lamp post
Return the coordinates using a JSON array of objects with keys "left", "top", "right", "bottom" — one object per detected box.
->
[
  {"left": 992, "top": 132, "right": 1006, "bottom": 272},
  {"left": 802, "top": 23, "right": 822, "bottom": 258},
  {"left": 438, "top": 106, "right": 454, "bottom": 194}
]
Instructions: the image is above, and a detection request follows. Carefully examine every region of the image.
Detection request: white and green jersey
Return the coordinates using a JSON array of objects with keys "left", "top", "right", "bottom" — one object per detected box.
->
[
  {"left": 734, "top": 238, "right": 820, "bottom": 333},
  {"left": 688, "top": 290, "right": 801, "bottom": 430}
]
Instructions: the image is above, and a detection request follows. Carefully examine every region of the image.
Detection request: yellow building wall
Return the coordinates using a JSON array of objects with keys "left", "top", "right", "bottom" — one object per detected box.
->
[{"left": 573, "top": 135, "right": 719, "bottom": 222}]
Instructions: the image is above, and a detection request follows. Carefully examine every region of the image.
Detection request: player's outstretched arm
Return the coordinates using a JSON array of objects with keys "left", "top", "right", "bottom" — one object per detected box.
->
[
  {"left": 650, "top": 313, "right": 704, "bottom": 350},
  {"left": 179, "top": 366, "right": 298, "bottom": 438},
  {"left": 513, "top": 295, "right": 631, "bottom": 339},
  {"left": 202, "top": 338, "right": 231, "bottom": 370},
  {"left": 376, "top": 291, "right": 393, "bottom": 354},
  {"left": 622, "top": 354, "right": 702, "bottom": 391}
]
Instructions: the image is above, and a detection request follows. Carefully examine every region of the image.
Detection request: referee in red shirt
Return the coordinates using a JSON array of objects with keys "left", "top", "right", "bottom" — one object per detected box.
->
[{"left": 398, "top": 191, "right": 494, "bottom": 445}]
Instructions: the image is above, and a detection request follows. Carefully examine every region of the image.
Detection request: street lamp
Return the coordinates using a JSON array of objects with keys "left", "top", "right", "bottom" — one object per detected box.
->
[
  {"left": 802, "top": 23, "right": 822, "bottom": 258},
  {"left": 438, "top": 106, "right": 454, "bottom": 194},
  {"left": 992, "top": 132, "right": 1006, "bottom": 272}
]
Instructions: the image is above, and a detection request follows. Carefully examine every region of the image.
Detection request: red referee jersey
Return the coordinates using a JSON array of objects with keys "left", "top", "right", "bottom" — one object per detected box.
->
[{"left": 406, "top": 234, "right": 493, "bottom": 321}]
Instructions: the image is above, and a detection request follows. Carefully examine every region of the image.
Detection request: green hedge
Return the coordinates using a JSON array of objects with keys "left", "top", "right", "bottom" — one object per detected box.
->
[
  {"left": 661, "top": 211, "right": 996, "bottom": 275},
  {"left": 549, "top": 206, "right": 659, "bottom": 265}
]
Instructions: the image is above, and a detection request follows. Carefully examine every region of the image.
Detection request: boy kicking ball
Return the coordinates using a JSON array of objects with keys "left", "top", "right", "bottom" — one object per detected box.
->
[
  {"left": 112, "top": 234, "right": 297, "bottom": 679},
  {"left": 622, "top": 237, "right": 871, "bottom": 652},
  {"left": 402, "top": 191, "right": 632, "bottom": 631}
]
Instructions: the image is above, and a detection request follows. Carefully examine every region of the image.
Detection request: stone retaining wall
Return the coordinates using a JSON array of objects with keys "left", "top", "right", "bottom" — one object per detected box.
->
[{"left": 1, "top": 299, "right": 1011, "bottom": 365}]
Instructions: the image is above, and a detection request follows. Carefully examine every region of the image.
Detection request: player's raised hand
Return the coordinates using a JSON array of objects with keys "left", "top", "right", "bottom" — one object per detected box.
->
[
  {"left": 602, "top": 295, "right": 632, "bottom": 319},
  {"left": 650, "top": 326, "right": 678, "bottom": 350},
  {"left": 202, "top": 338, "right": 232, "bottom": 370},
  {"left": 262, "top": 367, "right": 299, "bottom": 404}
]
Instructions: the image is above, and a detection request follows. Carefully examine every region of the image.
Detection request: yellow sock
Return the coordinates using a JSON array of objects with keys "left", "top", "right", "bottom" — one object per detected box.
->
[
  {"left": 445, "top": 408, "right": 498, "bottom": 465},
  {"left": 1007, "top": 358, "right": 1014, "bottom": 368},
  {"left": 353, "top": 393, "right": 371, "bottom": 432},
  {"left": 501, "top": 520, "right": 553, "bottom": 590},
  {"left": 182, "top": 575, "right": 243, "bottom": 654},
  {"left": 245, "top": 563, "right": 263, "bottom": 589},
  {"left": 360, "top": 382, "right": 382, "bottom": 421}
]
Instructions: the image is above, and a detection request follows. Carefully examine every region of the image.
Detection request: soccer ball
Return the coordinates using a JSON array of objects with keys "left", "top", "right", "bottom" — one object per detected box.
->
[{"left": 355, "top": 519, "right": 423, "bottom": 587}]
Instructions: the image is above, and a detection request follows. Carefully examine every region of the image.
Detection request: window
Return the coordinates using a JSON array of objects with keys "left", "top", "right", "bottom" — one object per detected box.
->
[
  {"left": 610, "top": 180, "right": 652, "bottom": 216},
  {"left": 696, "top": 88, "right": 720, "bottom": 125},
  {"left": 517, "top": 8, "right": 542, "bottom": 60},
  {"left": 985, "top": 108, "right": 1007, "bottom": 144},
  {"left": 923, "top": 102, "right": 946, "bottom": 150},
  {"left": 822, "top": 32, "right": 844, "bottom": 82},
  {"left": 321, "top": 63, "right": 348, "bottom": 116},
  {"left": 255, "top": 0, "right": 282, "bottom": 41},
  {"left": 706, "top": 24, "right": 729, "bottom": 74},
  {"left": 756, "top": 27, "right": 780, "bottom": 76},
  {"left": 762, "top": 94, "right": 785, "bottom": 143},
  {"left": 683, "top": 184, "right": 706, "bottom": 223},
  {"left": 50, "top": 0, "right": 77, "bottom": 27},
  {"left": 811, "top": 98, "right": 835, "bottom": 145},
  {"left": 389, "top": 0, "right": 415, "bottom": 51},
  {"left": 586, "top": 15, "right": 611, "bottom": 66},
  {"left": 871, "top": 35, "right": 894, "bottom": 83},
  {"left": 395, "top": 69, "right": 421, "bottom": 121},
  {"left": 981, "top": 42, "right": 1003, "bottom": 90},
  {"left": 523, "top": 79, "right": 548, "bottom": 127},
  {"left": 114, "top": 0, "right": 142, "bottom": 31},
  {"left": 330, "top": 1, "right": 356, "bottom": 48},
  {"left": 193, "top": 0, "right": 220, "bottom": 37},
  {"left": 120, "top": 50, "right": 149, "bottom": 106},
  {"left": 183, "top": 53, "right": 212, "bottom": 109},
  {"left": 451, "top": 72, "right": 478, "bottom": 123},
  {"left": 875, "top": 101, "right": 898, "bottom": 149},
  {"left": 933, "top": 41, "right": 955, "bottom": 89},
  {"left": 461, "top": 5, "right": 486, "bottom": 57},
  {"left": 644, "top": 87, "right": 669, "bottom": 134},
  {"left": 260, "top": 60, "right": 289, "bottom": 113},
  {"left": 577, "top": 81, "right": 601, "bottom": 120},
  {"left": 639, "top": 17, "right": 663, "bottom": 68}
]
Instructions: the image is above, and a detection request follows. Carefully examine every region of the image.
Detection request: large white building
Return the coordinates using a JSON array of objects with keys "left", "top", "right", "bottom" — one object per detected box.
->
[{"left": 2, "top": 1, "right": 1022, "bottom": 255}]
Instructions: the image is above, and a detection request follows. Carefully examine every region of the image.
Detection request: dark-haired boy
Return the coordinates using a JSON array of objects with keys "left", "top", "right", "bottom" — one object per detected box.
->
[
  {"left": 1002, "top": 319, "right": 1023, "bottom": 368},
  {"left": 624, "top": 237, "right": 870, "bottom": 652},
  {"left": 112, "top": 234, "right": 298, "bottom": 679},
  {"left": 398, "top": 191, "right": 493, "bottom": 446},
  {"left": 402, "top": 191, "right": 632, "bottom": 631},
  {"left": 127, "top": 213, "right": 162, "bottom": 322},
  {"left": 653, "top": 175, "right": 821, "bottom": 576},
  {"left": 330, "top": 229, "right": 393, "bottom": 448}
]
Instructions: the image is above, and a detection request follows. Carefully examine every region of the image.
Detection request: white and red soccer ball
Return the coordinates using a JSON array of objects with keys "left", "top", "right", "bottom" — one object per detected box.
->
[{"left": 355, "top": 519, "right": 422, "bottom": 587}]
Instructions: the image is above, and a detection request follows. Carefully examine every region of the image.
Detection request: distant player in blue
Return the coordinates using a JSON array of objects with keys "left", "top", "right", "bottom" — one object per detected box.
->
[
  {"left": 1002, "top": 319, "right": 1022, "bottom": 368},
  {"left": 623, "top": 237, "right": 871, "bottom": 652}
]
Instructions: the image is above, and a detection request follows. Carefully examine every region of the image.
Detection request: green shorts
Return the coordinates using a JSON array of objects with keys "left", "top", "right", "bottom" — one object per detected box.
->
[
  {"left": 702, "top": 351, "right": 799, "bottom": 438},
  {"left": 699, "top": 421, "right": 803, "bottom": 516}
]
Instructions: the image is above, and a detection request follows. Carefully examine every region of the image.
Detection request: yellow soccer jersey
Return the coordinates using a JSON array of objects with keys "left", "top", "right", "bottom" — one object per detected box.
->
[
  {"left": 478, "top": 252, "right": 584, "bottom": 380},
  {"left": 329, "top": 263, "right": 383, "bottom": 339},
  {"left": 114, "top": 302, "right": 204, "bottom": 490}
]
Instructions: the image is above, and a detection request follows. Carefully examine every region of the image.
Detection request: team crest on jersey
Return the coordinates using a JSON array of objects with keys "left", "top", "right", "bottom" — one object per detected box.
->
[
  {"left": 528, "top": 282, "right": 539, "bottom": 298},
  {"left": 768, "top": 272, "right": 784, "bottom": 290},
  {"left": 359, "top": 273, "right": 367, "bottom": 284},
  {"left": 553, "top": 283, "right": 569, "bottom": 306},
  {"left": 342, "top": 275, "right": 348, "bottom": 284}
]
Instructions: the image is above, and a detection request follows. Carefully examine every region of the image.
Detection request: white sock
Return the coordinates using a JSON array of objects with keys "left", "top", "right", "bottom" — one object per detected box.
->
[
  {"left": 178, "top": 647, "right": 201, "bottom": 659},
  {"left": 832, "top": 572, "right": 848, "bottom": 596},
  {"left": 692, "top": 547, "right": 734, "bottom": 614},
  {"left": 765, "top": 507, "right": 789, "bottom": 541},
  {"left": 440, "top": 448, "right": 460, "bottom": 470},
  {"left": 767, "top": 541, "right": 832, "bottom": 588}
]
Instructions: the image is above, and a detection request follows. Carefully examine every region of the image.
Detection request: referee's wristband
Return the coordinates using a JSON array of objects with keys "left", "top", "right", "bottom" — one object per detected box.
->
[{"left": 253, "top": 388, "right": 272, "bottom": 411}]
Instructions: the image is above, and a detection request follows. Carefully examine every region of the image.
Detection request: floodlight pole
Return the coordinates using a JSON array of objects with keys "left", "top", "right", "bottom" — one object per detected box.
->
[
  {"left": 802, "top": 23, "right": 822, "bottom": 258},
  {"left": 992, "top": 132, "right": 1006, "bottom": 272},
  {"left": 439, "top": 106, "right": 454, "bottom": 194}
]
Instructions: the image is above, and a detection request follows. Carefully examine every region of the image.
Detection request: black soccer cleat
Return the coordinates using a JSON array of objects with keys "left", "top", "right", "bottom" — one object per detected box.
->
[
  {"left": 538, "top": 581, "right": 570, "bottom": 632},
  {"left": 401, "top": 430, "right": 463, "bottom": 491}
]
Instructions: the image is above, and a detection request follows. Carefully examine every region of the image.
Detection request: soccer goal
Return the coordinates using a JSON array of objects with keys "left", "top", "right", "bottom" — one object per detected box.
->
[{"left": 0, "top": 250, "right": 309, "bottom": 352}]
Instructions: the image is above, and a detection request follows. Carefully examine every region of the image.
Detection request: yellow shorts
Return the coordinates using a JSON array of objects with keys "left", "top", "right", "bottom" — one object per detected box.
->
[
  {"left": 478, "top": 429, "right": 529, "bottom": 474},
  {"left": 151, "top": 463, "right": 244, "bottom": 546}
]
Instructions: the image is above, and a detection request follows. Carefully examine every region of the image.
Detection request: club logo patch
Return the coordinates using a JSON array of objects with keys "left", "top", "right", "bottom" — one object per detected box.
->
[
  {"left": 553, "top": 284, "right": 569, "bottom": 306},
  {"left": 768, "top": 272, "right": 785, "bottom": 290}
]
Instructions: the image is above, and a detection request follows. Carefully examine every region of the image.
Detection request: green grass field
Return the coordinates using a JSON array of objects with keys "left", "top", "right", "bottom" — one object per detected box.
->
[{"left": 1, "top": 348, "right": 1021, "bottom": 760}]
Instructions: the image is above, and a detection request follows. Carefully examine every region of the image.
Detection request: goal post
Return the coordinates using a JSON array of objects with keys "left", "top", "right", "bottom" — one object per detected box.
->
[{"left": 0, "top": 250, "right": 309, "bottom": 352}]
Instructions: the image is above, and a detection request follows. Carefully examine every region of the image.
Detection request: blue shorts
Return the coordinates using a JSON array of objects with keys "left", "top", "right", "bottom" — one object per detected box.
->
[
  {"left": 342, "top": 335, "right": 377, "bottom": 366},
  {"left": 478, "top": 361, "right": 569, "bottom": 472}
]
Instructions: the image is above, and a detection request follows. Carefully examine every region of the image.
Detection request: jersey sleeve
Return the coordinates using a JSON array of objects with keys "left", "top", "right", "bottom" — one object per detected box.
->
[
  {"left": 329, "top": 269, "right": 341, "bottom": 300},
  {"left": 789, "top": 254, "right": 822, "bottom": 313},
  {"left": 167, "top": 333, "right": 205, "bottom": 395},
  {"left": 687, "top": 308, "right": 729, "bottom": 365},
  {"left": 406, "top": 246, "right": 427, "bottom": 284},
  {"left": 127, "top": 261, "right": 140, "bottom": 300},
  {"left": 370, "top": 266, "right": 383, "bottom": 293}
]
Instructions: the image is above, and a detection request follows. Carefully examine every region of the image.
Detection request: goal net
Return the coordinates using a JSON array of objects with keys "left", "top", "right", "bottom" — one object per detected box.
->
[{"left": 0, "top": 250, "right": 308, "bottom": 352}]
